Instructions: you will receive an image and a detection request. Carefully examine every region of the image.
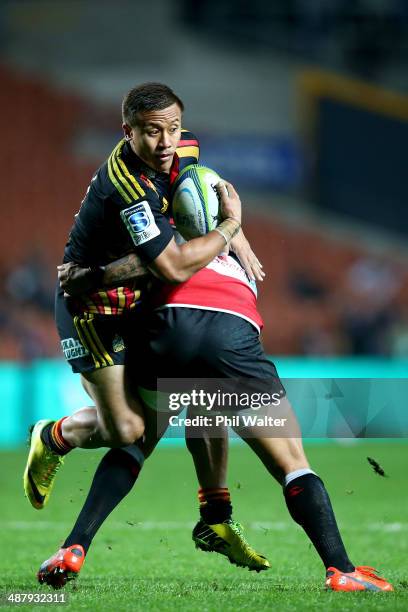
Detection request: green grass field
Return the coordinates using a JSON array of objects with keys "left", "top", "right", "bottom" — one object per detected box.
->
[{"left": 1, "top": 442, "right": 407, "bottom": 611}]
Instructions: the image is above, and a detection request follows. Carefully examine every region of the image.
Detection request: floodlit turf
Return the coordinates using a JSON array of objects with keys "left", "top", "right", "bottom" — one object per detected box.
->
[{"left": 0, "top": 442, "right": 407, "bottom": 611}]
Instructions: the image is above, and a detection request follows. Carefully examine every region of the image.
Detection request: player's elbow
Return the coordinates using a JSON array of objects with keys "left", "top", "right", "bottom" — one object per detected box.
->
[
  {"left": 150, "top": 241, "right": 195, "bottom": 284},
  {"left": 153, "top": 262, "right": 191, "bottom": 284},
  {"left": 165, "top": 269, "right": 191, "bottom": 284}
]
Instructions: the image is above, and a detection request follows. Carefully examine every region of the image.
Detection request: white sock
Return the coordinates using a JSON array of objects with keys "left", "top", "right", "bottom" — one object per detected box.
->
[{"left": 284, "top": 468, "right": 316, "bottom": 488}]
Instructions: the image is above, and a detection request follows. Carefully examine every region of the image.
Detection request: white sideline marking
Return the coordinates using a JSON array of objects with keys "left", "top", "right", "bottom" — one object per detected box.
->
[
  {"left": 5, "top": 521, "right": 286, "bottom": 531},
  {"left": 5, "top": 521, "right": 407, "bottom": 532},
  {"left": 368, "top": 522, "right": 406, "bottom": 532}
]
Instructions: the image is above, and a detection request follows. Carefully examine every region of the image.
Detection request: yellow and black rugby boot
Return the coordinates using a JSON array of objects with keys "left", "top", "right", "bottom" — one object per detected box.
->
[
  {"left": 193, "top": 519, "right": 270, "bottom": 572},
  {"left": 24, "top": 420, "right": 64, "bottom": 509}
]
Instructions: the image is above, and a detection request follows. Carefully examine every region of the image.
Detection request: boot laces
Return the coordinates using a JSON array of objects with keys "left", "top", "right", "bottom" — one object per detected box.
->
[
  {"left": 356, "top": 566, "right": 387, "bottom": 582},
  {"left": 39, "top": 451, "right": 63, "bottom": 487},
  {"left": 228, "top": 521, "right": 261, "bottom": 561}
]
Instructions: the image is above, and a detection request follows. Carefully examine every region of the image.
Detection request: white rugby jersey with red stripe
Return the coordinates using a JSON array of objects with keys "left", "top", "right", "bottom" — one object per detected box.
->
[{"left": 152, "top": 253, "right": 263, "bottom": 332}]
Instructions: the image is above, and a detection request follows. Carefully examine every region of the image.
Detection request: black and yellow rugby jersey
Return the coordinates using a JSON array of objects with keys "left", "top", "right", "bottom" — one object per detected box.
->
[{"left": 64, "top": 129, "right": 199, "bottom": 315}]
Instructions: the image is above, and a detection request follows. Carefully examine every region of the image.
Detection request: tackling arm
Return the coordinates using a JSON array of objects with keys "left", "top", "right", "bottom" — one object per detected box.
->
[
  {"left": 59, "top": 181, "right": 244, "bottom": 294},
  {"left": 150, "top": 216, "right": 240, "bottom": 284},
  {"left": 58, "top": 253, "right": 149, "bottom": 297},
  {"left": 59, "top": 216, "right": 241, "bottom": 294}
]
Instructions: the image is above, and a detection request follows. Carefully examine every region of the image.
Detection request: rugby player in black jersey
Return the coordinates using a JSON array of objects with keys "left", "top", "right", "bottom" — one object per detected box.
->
[{"left": 24, "top": 83, "right": 267, "bottom": 576}]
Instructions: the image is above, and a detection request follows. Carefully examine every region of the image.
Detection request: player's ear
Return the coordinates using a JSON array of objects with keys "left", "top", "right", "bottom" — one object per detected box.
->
[{"left": 123, "top": 123, "right": 132, "bottom": 141}]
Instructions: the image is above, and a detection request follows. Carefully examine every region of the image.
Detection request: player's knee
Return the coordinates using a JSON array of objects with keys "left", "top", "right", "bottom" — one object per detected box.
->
[
  {"left": 101, "top": 416, "right": 145, "bottom": 447},
  {"left": 117, "top": 417, "right": 145, "bottom": 446}
]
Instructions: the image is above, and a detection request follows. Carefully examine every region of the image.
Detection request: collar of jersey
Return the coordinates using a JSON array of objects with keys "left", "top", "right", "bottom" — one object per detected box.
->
[{"left": 122, "top": 140, "right": 171, "bottom": 181}]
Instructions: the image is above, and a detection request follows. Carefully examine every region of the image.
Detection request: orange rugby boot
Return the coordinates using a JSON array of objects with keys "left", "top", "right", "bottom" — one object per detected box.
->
[
  {"left": 37, "top": 545, "right": 85, "bottom": 589},
  {"left": 325, "top": 565, "right": 393, "bottom": 592}
]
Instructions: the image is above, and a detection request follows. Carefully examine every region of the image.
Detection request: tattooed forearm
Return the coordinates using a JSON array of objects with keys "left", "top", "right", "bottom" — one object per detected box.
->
[{"left": 103, "top": 253, "right": 149, "bottom": 287}]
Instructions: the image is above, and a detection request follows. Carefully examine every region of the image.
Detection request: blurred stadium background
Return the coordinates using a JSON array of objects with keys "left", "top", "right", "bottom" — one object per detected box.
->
[
  {"left": 0, "top": 0, "right": 407, "bottom": 443},
  {"left": 1, "top": 2, "right": 408, "bottom": 608}
]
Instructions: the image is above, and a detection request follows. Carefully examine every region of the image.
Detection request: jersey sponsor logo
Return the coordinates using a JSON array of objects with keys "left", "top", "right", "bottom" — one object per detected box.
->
[
  {"left": 61, "top": 338, "right": 89, "bottom": 360},
  {"left": 120, "top": 201, "right": 160, "bottom": 246},
  {"left": 207, "top": 256, "right": 258, "bottom": 295}
]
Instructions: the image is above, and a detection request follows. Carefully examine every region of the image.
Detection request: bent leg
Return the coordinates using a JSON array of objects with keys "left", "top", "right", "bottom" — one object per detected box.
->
[
  {"left": 50, "top": 397, "right": 166, "bottom": 560},
  {"left": 234, "top": 399, "right": 354, "bottom": 572},
  {"left": 63, "top": 445, "right": 144, "bottom": 553},
  {"left": 60, "top": 407, "right": 101, "bottom": 449},
  {"left": 61, "top": 365, "right": 145, "bottom": 449}
]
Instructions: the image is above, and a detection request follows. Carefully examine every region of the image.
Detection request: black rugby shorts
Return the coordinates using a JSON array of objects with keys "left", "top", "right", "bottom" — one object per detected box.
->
[
  {"left": 132, "top": 307, "right": 286, "bottom": 402},
  {"left": 55, "top": 286, "right": 140, "bottom": 374}
]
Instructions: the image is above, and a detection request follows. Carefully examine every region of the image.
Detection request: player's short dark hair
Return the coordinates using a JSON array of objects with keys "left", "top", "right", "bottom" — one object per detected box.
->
[{"left": 122, "top": 83, "right": 184, "bottom": 126}]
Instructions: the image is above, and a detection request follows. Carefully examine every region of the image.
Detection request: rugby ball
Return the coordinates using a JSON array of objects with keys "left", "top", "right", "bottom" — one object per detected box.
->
[{"left": 172, "top": 164, "right": 222, "bottom": 240}]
